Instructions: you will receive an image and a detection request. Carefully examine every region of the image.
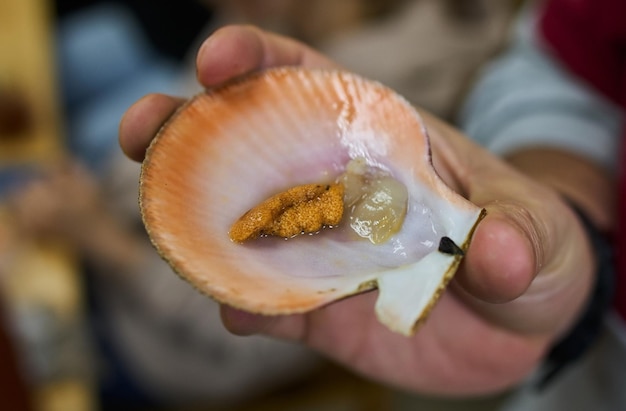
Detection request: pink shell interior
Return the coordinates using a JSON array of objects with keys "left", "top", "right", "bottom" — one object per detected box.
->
[{"left": 140, "top": 68, "right": 479, "bottom": 314}]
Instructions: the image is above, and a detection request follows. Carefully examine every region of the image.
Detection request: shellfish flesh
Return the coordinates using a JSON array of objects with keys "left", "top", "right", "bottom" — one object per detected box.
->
[{"left": 139, "top": 67, "right": 485, "bottom": 336}]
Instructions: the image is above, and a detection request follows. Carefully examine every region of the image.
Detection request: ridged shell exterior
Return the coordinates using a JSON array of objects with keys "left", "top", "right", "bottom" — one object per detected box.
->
[{"left": 140, "top": 68, "right": 484, "bottom": 335}]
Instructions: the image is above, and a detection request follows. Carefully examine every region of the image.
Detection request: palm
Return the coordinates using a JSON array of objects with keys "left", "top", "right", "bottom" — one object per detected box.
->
[{"left": 229, "top": 291, "right": 543, "bottom": 395}]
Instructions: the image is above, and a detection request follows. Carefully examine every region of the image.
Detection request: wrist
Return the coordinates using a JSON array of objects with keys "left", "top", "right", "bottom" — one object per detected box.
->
[
  {"left": 505, "top": 147, "right": 616, "bottom": 232},
  {"left": 503, "top": 148, "right": 616, "bottom": 387},
  {"left": 537, "top": 202, "right": 615, "bottom": 388}
]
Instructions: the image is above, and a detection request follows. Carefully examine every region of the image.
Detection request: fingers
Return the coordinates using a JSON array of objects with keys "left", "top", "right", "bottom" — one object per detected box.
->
[
  {"left": 220, "top": 306, "right": 269, "bottom": 335},
  {"left": 219, "top": 292, "right": 380, "bottom": 361},
  {"left": 220, "top": 305, "right": 307, "bottom": 341},
  {"left": 120, "top": 25, "right": 338, "bottom": 163},
  {"left": 119, "top": 94, "right": 185, "bottom": 162},
  {"left": 195, "top": 25, "right": 338, "bottom": 88}
]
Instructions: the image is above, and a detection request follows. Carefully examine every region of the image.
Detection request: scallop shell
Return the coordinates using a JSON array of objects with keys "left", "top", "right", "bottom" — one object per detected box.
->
[{"left": 140, "top": 67, "right": 484, "bottom": 336}]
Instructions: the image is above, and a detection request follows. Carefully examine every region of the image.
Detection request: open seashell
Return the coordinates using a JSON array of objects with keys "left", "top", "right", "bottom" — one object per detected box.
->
[{"left": 140, "top": 67, "right": 485, "bottom": 336}]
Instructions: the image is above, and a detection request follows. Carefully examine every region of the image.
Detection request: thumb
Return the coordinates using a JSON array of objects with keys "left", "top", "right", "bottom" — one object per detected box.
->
[
  {"left": 422, "top": 110, "right": 546, "bottom": 302},
  {"left": 421, "top": 111, "right": 592, "bottom": 334},
  {"left": 459, "top": 208, "right": 540, "bottom": 304},
  {"left": 456, "top": 167, "right": 590, "bottom": 335},
  {"left": 457, "top": 152, "right": 553, "bottom": 304}
]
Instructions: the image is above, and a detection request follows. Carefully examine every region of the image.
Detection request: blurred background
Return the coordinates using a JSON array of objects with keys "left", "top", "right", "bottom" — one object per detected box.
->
[{"left": 0, "top": 1, "right": 523, "bottom": 410}]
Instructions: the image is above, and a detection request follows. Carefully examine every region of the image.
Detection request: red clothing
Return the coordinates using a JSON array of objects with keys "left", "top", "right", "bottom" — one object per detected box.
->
[{"left": 539, "top": 0, "right": 626, "bottom": 320}]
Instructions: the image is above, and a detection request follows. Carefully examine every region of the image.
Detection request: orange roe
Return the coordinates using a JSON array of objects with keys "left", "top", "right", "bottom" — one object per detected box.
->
[{"left": 229, "top": 183, "right": 344, "bottom": 243}]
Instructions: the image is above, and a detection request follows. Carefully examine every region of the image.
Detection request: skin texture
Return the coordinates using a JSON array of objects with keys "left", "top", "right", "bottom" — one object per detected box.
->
[
  {"left": 8, "top": 161, "right": 147, "bottom": 275},
  {"left": 119, "top": 25, "right": 613, "bottom": 396}
]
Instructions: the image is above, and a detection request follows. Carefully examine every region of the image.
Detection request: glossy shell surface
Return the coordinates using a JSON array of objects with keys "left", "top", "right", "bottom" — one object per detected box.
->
[{"left": 140, "top": 68, "right": 484, "bottom": 336}]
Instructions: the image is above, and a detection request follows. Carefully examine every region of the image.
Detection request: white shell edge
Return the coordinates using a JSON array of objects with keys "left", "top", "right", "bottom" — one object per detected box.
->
[{"left": 375, "top": 208, "right": 484, "bottom": 336}]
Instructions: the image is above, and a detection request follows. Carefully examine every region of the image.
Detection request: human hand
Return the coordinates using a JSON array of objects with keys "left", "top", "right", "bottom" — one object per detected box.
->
[
  {"left": 119, "top": 25, "right": 595, "bottom": 395},
  {"left": 8, "top": 161, "right": 103, "bottom": 242}
]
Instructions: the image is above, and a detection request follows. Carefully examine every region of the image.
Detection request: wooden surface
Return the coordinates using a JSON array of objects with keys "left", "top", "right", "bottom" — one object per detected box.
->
[
  {"left": 0, "top": 0, "right": 65, "bottom": 166},
  {"left": 0, "top": 1, "right": 96, "bottom": 411}
]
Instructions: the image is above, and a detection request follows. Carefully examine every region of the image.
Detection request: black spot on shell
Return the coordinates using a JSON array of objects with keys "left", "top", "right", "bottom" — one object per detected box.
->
[{"left": 438, "top": 236, "right": 464, "bottom": 256}]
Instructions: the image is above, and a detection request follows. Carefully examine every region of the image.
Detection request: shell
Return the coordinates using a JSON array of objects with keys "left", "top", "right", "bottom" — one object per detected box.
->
[{"left": 140, "top": 67, "right": 485, "bottom": 336}]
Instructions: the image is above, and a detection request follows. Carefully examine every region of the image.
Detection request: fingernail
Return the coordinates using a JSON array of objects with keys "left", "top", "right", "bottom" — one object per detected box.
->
[{"left": 220, "top": 305, "right": 274, "bottom": 336}]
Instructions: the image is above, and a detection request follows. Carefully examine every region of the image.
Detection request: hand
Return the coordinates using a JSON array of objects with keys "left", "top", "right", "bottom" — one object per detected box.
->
[
  {"left": 8, "top": 160, "right": 103, "bottom": 242},
  {"left": 119, "top": 25, "right": 596, "bottom": 395}
]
